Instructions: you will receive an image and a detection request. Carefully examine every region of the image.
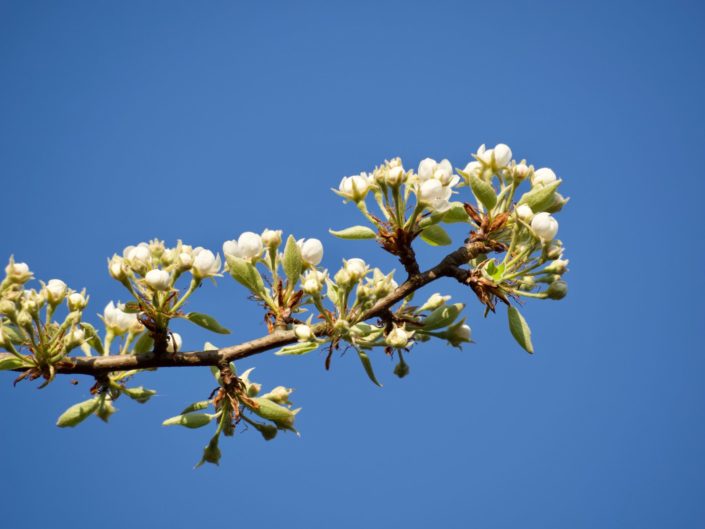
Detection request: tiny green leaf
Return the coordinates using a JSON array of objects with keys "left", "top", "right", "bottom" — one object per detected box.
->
[
  {"left": 246, "top": 397, "right": 300, "bottom": 430},
  {"left": 162, "top": 412, "right": 215, "bottom": 429},
  {"left": 420, "top": 224, "right": 452, "bottom": 246},
  {"left": 508, "top": 306, "right": 534, "bottom": 354},
  {"left": 56, "top": 397, "right": 101, "bottom": 428},
  {"left": 328, "top": 226, "right": 377, "bottom": 240},
  {"left": 357, "top": 348, "right": 382, "bottom": 387},
  {"left": 282, "top": 235, "right": 303, "bottom": 286},
  {"left": 186, "top": 312, "right": 231, "bottom": 334},
  {"left": 274, "top": 342, "right": 319, "bottom": 356}
]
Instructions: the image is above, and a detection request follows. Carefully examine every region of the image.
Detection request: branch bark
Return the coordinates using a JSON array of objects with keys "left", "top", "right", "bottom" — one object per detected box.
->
[{"left": 1, "top": 241, "right": 491, "bottom": 377}]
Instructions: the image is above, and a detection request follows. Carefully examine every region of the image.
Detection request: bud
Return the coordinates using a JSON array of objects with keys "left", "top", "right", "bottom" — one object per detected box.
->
[
  {"left": 531, "top": 212, "right": 559, "bottom": 241},
  {"left": 67, "top": 291, "right": 88, "bottom": 312},
  {"left": 386, "top": 166, "right": 405, "bottom": 186},
  {"left": 518, "top": 276, "right": 536, "bottom": 290},
  {"left": 294, "top": 324, "right": 313, "bottom": 341},
  {"left": 418, "top": 179, "right": 452, "bottom": 213},
  {"left": 493, "top": 143, "right": 512, "bottom": 168},
  {"left": 45, "top": 279, "right": 67, "bottom": 305},
  {"left": 167, "top": 332, "right": 182, "bottom": 353},
  {"left": 223, "top": 232, "right": 264, "bottom": 261},
  {"left": 385, "top": 325, "right": 413, "bottom": 348},
  {"left": 463, "top": 160, "right": 482, "bottom": 179},
  {"left": 446, "top": 322, "right": 472, "bottom": 347},
  {"left": 545, "top": 241, "right": 564, "bottom": 260},
  {"left": 261, "top": 229, "right": 283, "bottom": 249},
  {"left": 145, "top": 269, "right": 171, "bottom": 291},
  {"left": 124, "top": 244, "right": 152, "bottom": 274},
  {"left": 338, "top": 174, "right": 371, "bottom": 202},
  {"left": 192, "top": 249, "right": 221, "bottom": 279},
  {"left": 546, "top": 280, "right": 568, "bottom": 300},
  {"left": 108, "top": 255, "right": 127, "bottom": 281},
  {"left": 103, "top": 301, "right": 133, "bottom": 335},
  {"left": 17, "top": 310, "right": 32, "bottom": 329},
  {"left": 5, "top": 258, "right": 32, "bottom": 284},
  {"left": 513, "top": 161, "right": 531, "bottom": 181},
  {"left": 177, "top": 252, "right": 193, "bottom": 270},
  {"left": 0, "top": 299, "right": 16, "bottom": 318},
  {"left": 344, "top": 258, "right": 367, "bottom": 281},
  {"left": 260, "top": 386, "right": 293, "bottom": 405},
  {"left": 333, "top": 318, "right": 350, "bottom": 335},
  {"left": 532, "top": 167, "right": 557, "bottom": 187},
  {"left": 515, "top": 203, "right": 534, "bottom": 222},
  {"left": 65, "top": 327, "right": 86, "bottom": 349},
  {"left": 334, "top": 268, "right": 352, "bottom": 288},
  {"left": 298, "top": 238, "right": 324, "bottom": 266},
  {"left": 160, "top": 248, "right": 176, "bottom": 266},
  {"left": 417, "top": 292, "right": 451, "bottom": 312},
  {"left": 149, "top": 239, "right": 165, "bottom": 258},
  {"left": 544, "top": 259, "right": 569, "bottom": 275}
]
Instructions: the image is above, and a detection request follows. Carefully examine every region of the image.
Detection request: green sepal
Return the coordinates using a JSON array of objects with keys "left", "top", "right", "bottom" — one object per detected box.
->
[
  {"left": 282, "top": 235, "right": 303, "bottom": 286},
  {"left": 122, "top": 386, "right": 157, "bottom": 404},
  {"left": 507, "top": 305, "right": 534, "bottom": 353},
  {"left": 96, "top": 397, "right": 117, "bottom": 422},
  {"left": 420, "top": 224, "right": 452, "bottom": 246},
  {"left": 357, "top": 348, "right": 382, "bottom": 387},
  {"left": 328, "top": 226, "right": 377, "bottom": 240},
  {"left": 274, "top": 342, "right": 319, "bottom": 356},
  {"left": 56, "top": 397, "right": 101, "bottom": 428},
  {"left": 162, "top": 412, "right": 215, "bottom": 429},
  {"left": 185, "top": 312, "right": 231, "bottom": 334}
]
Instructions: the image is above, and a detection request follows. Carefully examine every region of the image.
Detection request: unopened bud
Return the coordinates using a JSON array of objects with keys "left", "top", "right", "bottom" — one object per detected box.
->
[{"left": 546, "top": 280, "right": 568, "bottom": 300}]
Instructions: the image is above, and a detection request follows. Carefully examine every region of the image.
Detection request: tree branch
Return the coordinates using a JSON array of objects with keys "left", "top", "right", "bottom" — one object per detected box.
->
[{"left": 1, "top": 241, "right": 491, "bottom": 377}]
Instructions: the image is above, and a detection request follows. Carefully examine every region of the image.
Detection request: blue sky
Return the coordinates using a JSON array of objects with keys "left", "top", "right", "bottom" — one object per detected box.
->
[{"left": 1, "top": 1, "right": 704, "bottom": 527}]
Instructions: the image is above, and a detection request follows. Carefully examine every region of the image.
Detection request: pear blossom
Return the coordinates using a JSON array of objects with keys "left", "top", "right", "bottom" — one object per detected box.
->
[
  {"left": 145, "top": 269, "right": 171, "bottom": 291},
  {"left": 192, "top": 249, "right": 221, "bottom": 279},
  {"left": 45, "top": 279, "right": 68, "bottom": 305},
  {"left": 418, "top": 292, "right": 451, "bottom": 313},
  {"left": 223, "top": 232, "right": 264, "bottom": 261},
  {"left": 385, "top": 325, "right": 413, "bottom": 348},
  {"left": 418, "top": 158, "right": 456, "bottom": 186},
  {"left": 5, "top": 259, "right": 32, "bottom": 283},
  {"left": 418, "top": 179, "right": 453, "bottom": 213},
  {"left": 386, "top": 166, "right": 405, "bottom": 186},
  {"left": 344, "top": 258, "right": 367, "bottom": 281},
  {"left": 108, "top": 255, "right": 127, "bottom": 281},
  {"left": 302, "top": 269, "right": 326, "bottom": 294},
  {"left": 493, "top": 143, "right": 512, "bottom": 168},
  {"left": 294, "top": 324, "right": 313, "bottom": 341},
  {"left": 532, "top": 167, "right": 557, "bottom": 187},
  {"left": 513, "top": 162, "right": 530, "bottom": 180},
  {"left": 261, "top": 229, "right": 283, "bottom": 249},
  {"left": 531, "top": 212, "right": 559, "bottom": 241},
  {"left": 338, "top": 174, "right": 371, "bottom": 202},
  {"left": 298, "top": 238, "right": 323, "bottom": 266},
  {"left": 67, "top": 291, "right": 88, "bottom": 311},
  {"left": 446, "top": 322, "right": 472, "bottom": 347},
  {"left": 463, "top": 160, "right": 482, "bottom": 177},
  {"left": 103, "top": 301, "right": 135, "bottom": 335},
  {"left": 515, "top": 204, "right": 534, "bottom": 222},
  {"left": 65, "top": 327, "right": 85, "bottom": 348}
]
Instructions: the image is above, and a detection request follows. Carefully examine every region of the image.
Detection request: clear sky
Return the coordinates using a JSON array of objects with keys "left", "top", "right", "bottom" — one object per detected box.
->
[{"left": 1, "top": 1, "right": 704, "bottom": 528}]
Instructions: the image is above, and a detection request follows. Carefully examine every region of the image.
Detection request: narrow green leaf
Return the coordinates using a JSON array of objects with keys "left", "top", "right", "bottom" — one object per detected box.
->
[
  {"left": 357, "top": 348, "right": 382, "bottom": 387},
  {"left": 0, "top": 355, "right": 28, "bottom": 371},
  {"left": 162, "top": 412, "right": 215, "bottom": 429},
  {"left": 508, "top": 306, "right": 534, "bottom": 354},
  {"left": 133, "top": 332, "right": 153, "bottom": 355},
  {"left": 282, "top": 235, "right": 303, "bottom": 286},
  {"left": 518, "top": 180, "right": 561, "bottom": 212},
  {"left": 274, "top": 342, "right": 319, "bottom": 356},
  {"left": 464, "top": 170, "right": 497, "bottom": 210},
  {"left": 328, "top": 226, "right": 377, "bottom": 240},
  {"left": 185, "top": 312, "right": 231, "bottom": 334},
  {"left": 420, "top": 224, "right": 452, "bottom": 246},
  {"left": 56, "top": 397, "right": 100, "bottom": 428}
]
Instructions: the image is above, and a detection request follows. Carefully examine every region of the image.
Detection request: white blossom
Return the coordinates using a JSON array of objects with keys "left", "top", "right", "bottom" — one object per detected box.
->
[
  {"left": 338, "top": 174, "right": 371, "bottom": 202},
  {"left": 344, "top": 258, "right": 367, "bottom": 281},
  {"left": 223, "top": 232, "right": 264, "bottom": 261},
  {"left": 103, "top": 301, "right": 135, "bottom": 335},
  {"left": 531, "top": 212, "right": 559, "bottom": 241},
  {"left": 532, "top": 167, "right": 557, "bottom": 187},
  {"left": 294, "top": 324, "right": 313, "bottom": 341},
  {"left": 493, "top": 143, "right": 512, "bottom": 168},
  {"left": 386, "top": 325, "right": 413, "bottom": 348},
  {"left": 67, "top": 291, "right": 87, "bottom": 311},
  {"left": 145, "top": 269, "right": 171, "bottom": 291},
  {"left": 298, "top": 238, "right": 323, "bottom": 266},
  {"left": 45, "top": 279, "right": 67, "bottom": 305},
  {"left": 516, "top": 204, "right": 534, "bottom": 222},
  {"left": 418, "top": 179, "right": 452, "bottom": 213},
  {"left": 192, "top": 249, "right": 221, "bottom": 279},
  {"left": 261, "top": 229, "right": 283, "bottom": 249}
]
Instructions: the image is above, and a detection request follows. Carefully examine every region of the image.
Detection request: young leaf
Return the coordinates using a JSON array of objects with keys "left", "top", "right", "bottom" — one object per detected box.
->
[
  {"left": 357, "top": 348, "right": 382, "bottom": 387},
  {"left": 282, "top": 235, "right": 303, "bottom": 286},
  {"left": 122, "top": 386, "right": 157, "bottom": 404},
  {"left": 181, "top": 400, "right": 211, "bottom": 414},
  {"left": 0, "top": 355, "right": 28, "bottom": 371},
  {"left": 328, "top": 226, "right": 377, "bottom": 240},
  {"left": 56, "top": 397, "right": 101, "bottom": 428},
  {"left": 133, "top": 332, "right": 154, "bottom": 355},
  {"left": 517, "top": 180, "right": 561, "bottom": 212},
  {"left": 274, "top": 342, "right": 319, "bottom": 356},
  {"left": 443, "top": 202, "right": 471, "bottom": 223},
  {"left": 420, "top": 224, "right": 452, "bottom": 246},
  {"left": 80, "top": 322, "right": 104, "bottom": 355},
  {"left": 226, "top": 256, "right": 266, "bottom": 296},
  {"left": 507, "top": 306, "right": 534, "bottom": 353},
  {"left": 185, "top": 312, "right": 231, "bottom": 334},
  {"left": 463, "top": 170, "right": 497, "bottom": 210},
  {"left": 162, "top": 412, "right": 215, "bottom": 429},
  {"left": 423, "top": 303, "right": 464, "bottom": 330}
]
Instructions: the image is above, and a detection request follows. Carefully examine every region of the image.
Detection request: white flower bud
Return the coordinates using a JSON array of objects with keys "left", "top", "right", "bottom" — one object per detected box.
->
[
  {"left": 546, "top": 241, "right": 564, "bottom": 260},
  {"left": 145, "top": 269, "right": 171, "bottom": 291},
  {"left": 45, "top": 279, "right": 67, "bottom": 305},
  {"left": 544, "top": 259, "right": 569, "bottom": 275},
  {"left": 338, "top": 174, "right": 371, "bottom": 202},
  {"left": 531, "top": 212, "right": 559, "bottom": 241},
  {"left": 17, "top": 310, "right": 32, "bottom": 329},
  {"left": 386, "top": 325, "right": 413, "bottom": 348},
  {"left": 261, "top": 386, "right": 293, "bottom": 405},
  {"left": 418, "top": 292, "right": 451, "bottom": 312},
  {"left": 386, "top": 166, "right": 405, "bottom": 186},
  {"left": 0, "top": 299, "right": 16, "bottom": 318},
  {"left": 334, "top": 268, "right": 352, "bottom": 287},
  {"left": 418, "top": 158, "right": 437, "bottom": 181},
  {"left": 294, "top": 324, "right": 313, "bottom": 341},
  {"left": 302, "top": 270, "right": 326, "bottom": 295},
  {"left": 223, "top": 232, "right": 264, "bottom": 261},
  {"left": 149, "top": 239, "right": 166, "bottom": 258},
  {"left": 67, "top": 291, "right": 88, "bottom": 312},
  {"left": 532, "top": 167, "right": 557, "bottom": 187},
  {"left": 177, "top": 252, "right": 193, "bottom": 270},
  {"left": 418, "top": 179, "right": 452, "bottom": 213},
  {"left": 493, "top": 143, "right": 512, "bottom": 168},
  {"left": 344, "top": 258, "right": 367, "bottom": 281},
  {"left": 463, "top": 160, "right": 482, "bottom": 177},
  {"left": 513, "top": 162, "right": 530, "bottom": 180},
  {"left": 5, "top": 259, "right": 32, "bottom": 284},
  {"left": 103, "top": 301, "right": 133, "bottom": 335},
  {"left": 477, "top": 146, "right": 494, "bottom": 165},
  {"left": 298, "top": 238, "right": 323, "bottom": 266},
  {"left": 109, "top": 255, "right": 127, "bottom": 281},
  {"left": 192, "top": 249, "right": 221, "bottom": 279},
  {"left": 446, "top": 322, "right": 472, "bottom": 347},
  {"left": 65, "top": 327, "right": 85, "bottom": 348},
  {"left": 261, "top": 229, "right": 283, "bottom": 249},
  {"left": 515, "top": 204, "right": 534, "bottom": 222},
  {"left": 166, "top": 332, "right": 182, "bottom": 353}
]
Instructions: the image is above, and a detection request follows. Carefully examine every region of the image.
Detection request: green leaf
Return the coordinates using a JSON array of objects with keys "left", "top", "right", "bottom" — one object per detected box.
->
[
  {"left": 328, "top": 226, "right": 377, "bottom": 240},
  {"left": 226, "top": 255, "right": 266, "bottom": 295},
  {"left": 356, "top": 348, "right": 382, "bottom": 387},
  {"left": 282, "top": 235, "right": 303, "bottom": 286},
  {"left": 461, "top": 169, "right": 497, "bottom": 210},
  {"left": 122, "top": 386, "right": 157, "bottom": 404},
  {"left": 443, "top": 202, "right": 471, "bottom": 223},
  {"left": 185, "top": 312, "right": 231, "bottom": 334},
  {"left": 181, "top": 400, "right": 211, "bottom": 414},
  {"left": 518, "top": 180, "right": 561, "bottom": 212},
  {"left": 80, "top": 322, "right": 104, "bottom": 355},
  {"left": 162, "top": 412, "right": 215, "bottom": 429},
  {"left": 508, "top": 306, "right": 534, "bottom": 354},
  {"left": 56, "top": 397, "right": 100, "bottom": 428},
  {"left": 420, "top": 224, "right": 452, "bottom": 246},
  {"left": 0, "top": 355, "right": 28, "bottom": 371},
  {"left": 274, "top": 342, "right": 319, "bottom": 356},
  {"left": 246, "top": 397, "right": 300, "bottom": 431},
  {"left": 423, "top": 303, "right": 464, "bottom": 330},
  {"left": 133, "top": 332, "right": 153, "bottom": 355}
]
